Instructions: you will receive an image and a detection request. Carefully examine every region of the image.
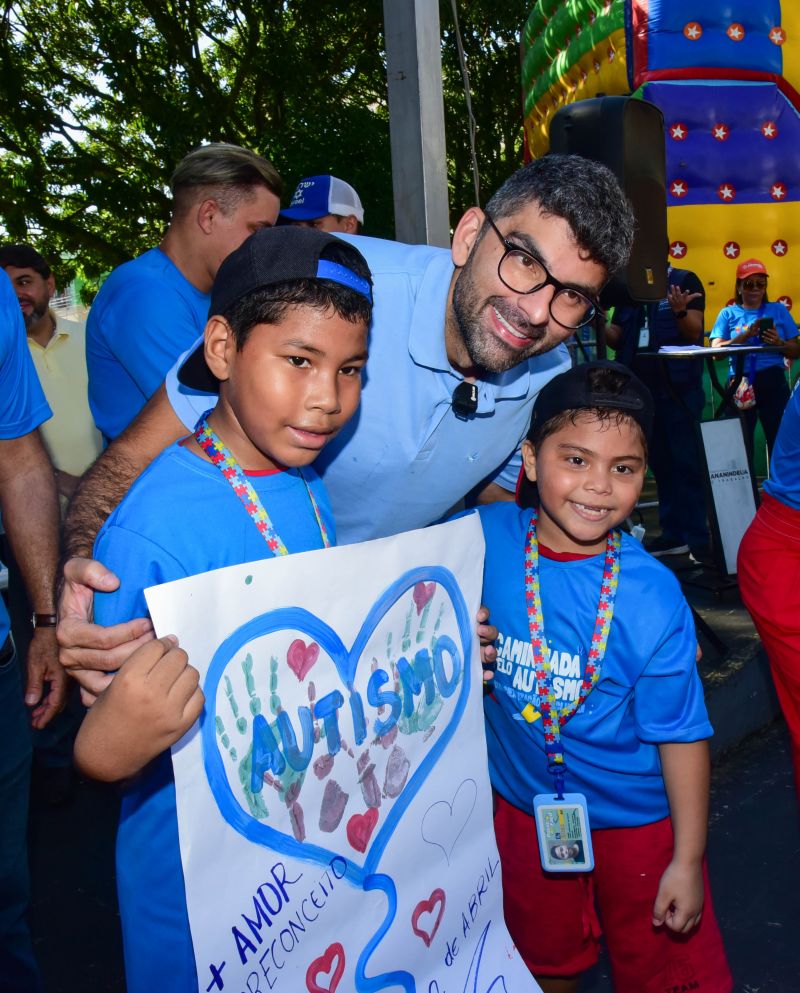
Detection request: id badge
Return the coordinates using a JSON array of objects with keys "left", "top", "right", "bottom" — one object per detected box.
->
[
  {"left": 533, "top": 792, "right": 594, "bottom": 873},
  {"left": 638, "top": 322, "right": 650, "bottom": 349}
]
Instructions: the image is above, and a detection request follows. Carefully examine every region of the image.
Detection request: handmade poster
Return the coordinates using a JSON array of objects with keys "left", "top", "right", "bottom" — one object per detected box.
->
[{"left": 145, "top": 515, "right": 542, "bottom": 993}]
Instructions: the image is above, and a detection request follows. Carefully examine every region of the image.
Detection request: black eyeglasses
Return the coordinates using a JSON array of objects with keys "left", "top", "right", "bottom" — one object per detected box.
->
[
  {"left": 483, "top": 213, "right": 599, "bottom": 329},
  {"left": 741, "top": 279, "right": 767, "bottom": 291}
]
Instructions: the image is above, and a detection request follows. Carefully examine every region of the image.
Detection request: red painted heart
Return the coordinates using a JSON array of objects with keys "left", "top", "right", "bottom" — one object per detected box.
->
[
  {"left": 287, "top": 638, "right": 320, "bottom": 681},
  {"left": 306, "top": 941, "right": 345, "bottom": 993},
  {"left": 412, "top": 581, "right": 436, "bottom": 615},
  {"left": 411, "top": 888, "right": 446, "bottom": 947},
  {"left": 346, "top": 807, "right": 379, "bottom": 853}
]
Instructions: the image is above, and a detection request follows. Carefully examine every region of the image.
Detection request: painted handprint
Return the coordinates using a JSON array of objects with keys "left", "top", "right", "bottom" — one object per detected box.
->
[{"left": 207, "top": 571, "right": 468, "bottom": 870}]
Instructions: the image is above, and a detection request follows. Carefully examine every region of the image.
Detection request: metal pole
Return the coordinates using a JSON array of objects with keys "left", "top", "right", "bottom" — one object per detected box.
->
[{"left": 383, "top": 0, "right": 451, "bottom": 247}]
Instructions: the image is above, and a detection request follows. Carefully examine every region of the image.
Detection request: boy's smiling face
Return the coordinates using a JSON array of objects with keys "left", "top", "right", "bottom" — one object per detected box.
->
[
  {"left": 522, "top": 411, "right": 646, "bottom": 555},
  {"left": 204, "top": 304, "right": 368, "bottom": 471}
]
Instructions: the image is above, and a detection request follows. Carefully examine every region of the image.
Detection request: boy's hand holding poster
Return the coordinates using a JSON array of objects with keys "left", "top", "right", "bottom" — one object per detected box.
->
[{"left": 145, "top": 515, "right": 542, "bottom": 993}]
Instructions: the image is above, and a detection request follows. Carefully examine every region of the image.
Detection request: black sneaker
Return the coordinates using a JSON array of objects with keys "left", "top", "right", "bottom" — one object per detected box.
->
[{"left": 644, "top": 535, "right": 690, "bottom": 557}]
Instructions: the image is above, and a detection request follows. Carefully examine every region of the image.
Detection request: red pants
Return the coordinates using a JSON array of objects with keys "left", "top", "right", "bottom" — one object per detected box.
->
[
  {"left": 494, "top": 796, "right": 732, "bottom": 993},
  {"left": 738, "top": 492, "right": 800, "bottom": 794}
]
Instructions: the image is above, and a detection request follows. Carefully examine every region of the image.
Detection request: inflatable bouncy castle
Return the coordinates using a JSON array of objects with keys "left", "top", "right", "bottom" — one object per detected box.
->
[{"left": 522, "top": 1, "right": 800, "bottom": 323}]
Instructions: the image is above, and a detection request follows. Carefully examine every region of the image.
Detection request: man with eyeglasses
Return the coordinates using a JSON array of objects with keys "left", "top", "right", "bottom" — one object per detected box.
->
[{"left": 56, "top": 154, "right": 634, "bottom": 693}]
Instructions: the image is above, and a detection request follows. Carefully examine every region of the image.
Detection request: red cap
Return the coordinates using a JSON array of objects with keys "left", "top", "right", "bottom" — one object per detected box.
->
[{"left": 736, "top": 258, "right": 769, "bottom": 280}]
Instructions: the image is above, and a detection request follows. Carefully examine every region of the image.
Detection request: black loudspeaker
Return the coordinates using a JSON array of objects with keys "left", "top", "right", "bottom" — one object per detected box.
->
[{"left": 549, "top": 96, "right": 667, "bottom": 303}]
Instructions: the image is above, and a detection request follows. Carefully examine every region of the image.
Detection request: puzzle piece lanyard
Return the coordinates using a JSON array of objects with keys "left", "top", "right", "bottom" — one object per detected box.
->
[
  {"left": 523, "top": 512, "right": 621, "bottom": 799},
  {"left": 194, "top": 411, "right": 331, "bottom": 554}
]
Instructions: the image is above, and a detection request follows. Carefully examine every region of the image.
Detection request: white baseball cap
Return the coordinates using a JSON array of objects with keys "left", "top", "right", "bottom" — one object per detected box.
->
[{"left": 280, "top": 174, "right": 364, "bottom": 223}]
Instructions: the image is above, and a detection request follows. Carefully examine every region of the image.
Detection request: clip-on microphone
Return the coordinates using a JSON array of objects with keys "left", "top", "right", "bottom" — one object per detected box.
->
[{"left": 452, "top": 381, "right": 478, "bottom": 419}]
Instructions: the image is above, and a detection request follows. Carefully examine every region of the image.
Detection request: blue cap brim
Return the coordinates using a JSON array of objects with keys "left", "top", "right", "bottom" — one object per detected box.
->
[{"left": 279, "top": 206, "right": 326, "bottom": 221}]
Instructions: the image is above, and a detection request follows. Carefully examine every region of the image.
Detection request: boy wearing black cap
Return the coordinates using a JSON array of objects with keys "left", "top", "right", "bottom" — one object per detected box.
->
[
  {"left": 476, "top": 362, "right": 732, "bottom": 993},
  {"left": 73, "top": 227, "right": 372, "bottom": 993}
]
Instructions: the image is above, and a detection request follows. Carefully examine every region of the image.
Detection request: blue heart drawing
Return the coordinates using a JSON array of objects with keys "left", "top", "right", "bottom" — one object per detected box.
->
[{"left": 201, "top": 565, "right": 472, "bottom": 888}]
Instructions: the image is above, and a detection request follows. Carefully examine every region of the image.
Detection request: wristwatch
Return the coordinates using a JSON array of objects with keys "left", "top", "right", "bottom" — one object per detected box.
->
[
  {"left": 673, "top": 309, "right": 688, "bottom": 320},
  {"left": 31, "top": 612, "right": 57, "bottom": 629}
]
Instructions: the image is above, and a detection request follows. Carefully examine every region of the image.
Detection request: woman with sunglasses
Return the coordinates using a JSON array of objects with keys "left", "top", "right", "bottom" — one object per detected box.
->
[{"left": 710, "top": 259, "right": 799, "bottom": 459}]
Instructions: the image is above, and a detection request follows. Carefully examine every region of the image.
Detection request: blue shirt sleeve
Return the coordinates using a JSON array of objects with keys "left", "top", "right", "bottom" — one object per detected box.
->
[
  {"left": 632, "top": 597, "right": 712, "bottom": 743},
  {"left": 100, "top": 281, "right": 204, "bottom": 399},
  {"left": 0, "top": 271, "right": 51, "bottom": 438},
  {"left": 773, "top": 303, "right": 798, "bottom": 341},
  {"left": 709, "top": 306, "right": 733, "bottom": 341},
  {"left": 489, "top": 446, "right": 524, "bottom": 493},
  {"left": 93, "top": 524, "right": 188, "bottom": 627}
]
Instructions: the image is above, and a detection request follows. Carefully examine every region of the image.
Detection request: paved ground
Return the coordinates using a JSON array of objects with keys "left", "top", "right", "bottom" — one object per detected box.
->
[{"left": 582, "top": 720, "right": 800, "bottom": 993}]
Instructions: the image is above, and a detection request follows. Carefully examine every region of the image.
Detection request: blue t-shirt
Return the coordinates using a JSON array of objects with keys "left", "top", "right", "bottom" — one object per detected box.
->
[
  {"left": 709, "top": 300, "right": 798, "bottom": 377},
  {"left": 0, "top": 271, "right": 52, "bottom": 644},
  {"left": 764, "top": 378, "right": 800, "bottom": 510},
  {"left": 477, "top": 503, "right": 712, "bottom": 830},
  {"left": 165, "top": 234, "right": 571, "bottom": 543},
  {"left": 93, "top": 442, "right": 335, "bottom": 993},
  {"left": 86, "top": 248, "right": 210, "bottom": 441}
]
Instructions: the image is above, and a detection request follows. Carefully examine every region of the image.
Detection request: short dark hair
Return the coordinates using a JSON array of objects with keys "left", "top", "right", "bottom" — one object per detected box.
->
[
  {"left": 0, "top": 244, "right": 51, "bottom": 279},
  {"left": 171, "top": 142, "right": 283, "bottom": 218},
  {"left": 222, "top": 239, "right": 372, "bottom": 350},
  {"left": 484, "top": 154, "right": 634, "bottom": 278}
]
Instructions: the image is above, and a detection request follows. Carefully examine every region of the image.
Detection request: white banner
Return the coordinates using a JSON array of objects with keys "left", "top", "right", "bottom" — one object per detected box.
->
[
  {"left": 145, "top": 515, "right": 541, "bottom": 993},
  {"left": 699, "top": 418, "right": 757, "bottom": 575}
]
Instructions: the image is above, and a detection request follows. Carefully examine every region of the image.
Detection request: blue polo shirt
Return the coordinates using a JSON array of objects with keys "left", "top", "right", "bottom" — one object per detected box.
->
[
  {"left": 165, "top": 235, "right": 570, "bottom": 543},
  {"left": 0, "top": 270, "right": 52, "bottom": 644},
  {"left": 86, "top": 248, "right": 210, "bottom": 442},
  {"left": 765, "top": 379, "right": 800, "bottom": 510}
]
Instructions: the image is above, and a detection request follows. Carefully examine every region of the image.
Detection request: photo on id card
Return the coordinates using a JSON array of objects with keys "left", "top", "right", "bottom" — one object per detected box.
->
[{"left": 533, "top": 792, "right": 594, "bottom": 873}]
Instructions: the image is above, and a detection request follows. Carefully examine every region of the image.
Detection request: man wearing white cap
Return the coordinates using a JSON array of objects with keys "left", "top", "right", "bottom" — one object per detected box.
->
[{"left": 280, "top": 174, "right": 364, "bottom": 233}]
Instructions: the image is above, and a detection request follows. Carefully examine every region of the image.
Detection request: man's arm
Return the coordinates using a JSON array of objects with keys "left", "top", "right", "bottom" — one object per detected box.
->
[
  {"left": 58, "top": 384, "right": 186, "bottom": 696},
  {"left": 473, "top": 481, "right": 516, "bottom": 505},
  {"left": 673, "top": 307, "right": 703, "bottom": 344},
  {"left": 652, "top": 739, "right": 710, "bottom": 933},
  {"left": 0, "top": 428, "right": 65, "bottom": 727}
]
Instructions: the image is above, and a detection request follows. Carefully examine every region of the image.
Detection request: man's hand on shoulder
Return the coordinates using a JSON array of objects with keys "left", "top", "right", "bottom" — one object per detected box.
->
[{"left": 57, "top": 556, "right": 154, "bottom": 704}]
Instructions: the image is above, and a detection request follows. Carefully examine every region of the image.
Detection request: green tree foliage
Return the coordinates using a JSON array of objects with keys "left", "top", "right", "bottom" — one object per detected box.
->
[{"left": 0, "top": 0, "right": 532, "bottom": 289}]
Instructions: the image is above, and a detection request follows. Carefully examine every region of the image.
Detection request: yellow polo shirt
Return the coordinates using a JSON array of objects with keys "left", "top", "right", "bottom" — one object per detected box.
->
[{"left": 27, "top": 314, "right": 102, "bottom": 476}]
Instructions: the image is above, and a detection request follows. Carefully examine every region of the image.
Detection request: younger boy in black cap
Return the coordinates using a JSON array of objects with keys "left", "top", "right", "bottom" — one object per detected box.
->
[
  {"left": 476, "top": 362, "right": 732, "bottom": 993},
  {"left": 73, "top": 226, "right": 373, "bottom": 993}
]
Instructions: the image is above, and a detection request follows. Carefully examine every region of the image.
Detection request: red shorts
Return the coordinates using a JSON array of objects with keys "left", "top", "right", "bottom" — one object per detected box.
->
[
  {"left": 738, "top": 492, "right": 800, "bottom": 792},
  {"left": 494, "top": 795, "right": 732, "bottom": 993}
]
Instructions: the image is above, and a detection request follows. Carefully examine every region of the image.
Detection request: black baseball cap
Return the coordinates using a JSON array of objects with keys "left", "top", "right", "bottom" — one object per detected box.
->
[
  {"left": 517, "top": 361, "right": 653, "bottom": 508},
  {"left": 528, "top": 360, "right": 654, "bottom": 441},
  {"left": 178, "top": 226, "right": 372, "bottom": 392}
]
